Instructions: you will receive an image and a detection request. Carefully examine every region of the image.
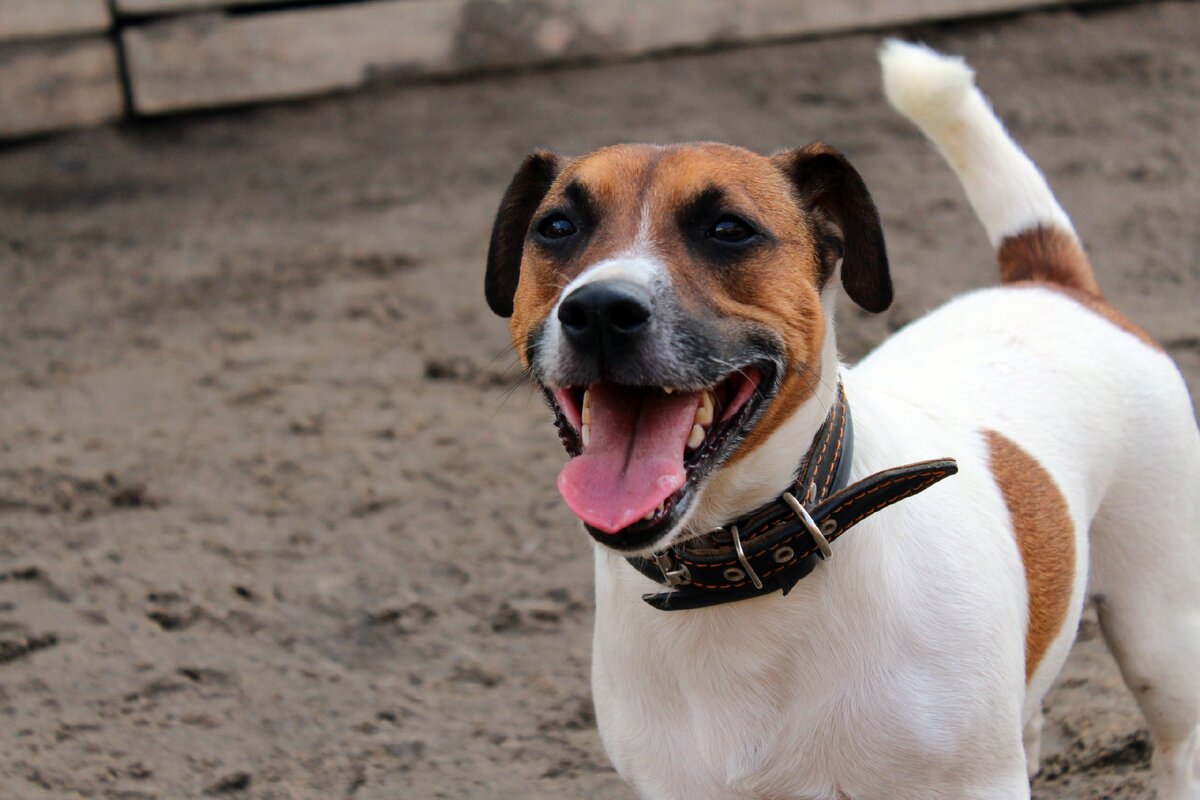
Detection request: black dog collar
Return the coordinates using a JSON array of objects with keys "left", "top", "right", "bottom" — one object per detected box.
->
[{"left": 627, "top": 384, "right": 957, "bottom": 610}]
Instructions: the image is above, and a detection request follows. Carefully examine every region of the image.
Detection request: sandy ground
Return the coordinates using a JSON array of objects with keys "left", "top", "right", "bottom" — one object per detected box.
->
[{"left": 1, "top": 2, "right": 1197, "bottom": 798}]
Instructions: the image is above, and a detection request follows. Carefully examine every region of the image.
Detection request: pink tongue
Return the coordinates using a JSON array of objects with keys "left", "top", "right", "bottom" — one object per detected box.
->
[{"left": 557, "top": 385, "right": 701, "bottom": 534}]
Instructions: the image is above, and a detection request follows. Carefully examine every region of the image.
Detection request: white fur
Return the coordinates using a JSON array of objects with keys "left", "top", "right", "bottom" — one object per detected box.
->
[
  {"left": 879, "top": 39, "right": 1075, "bottom": 245},
  {"left": 587, "top": 43, "right": 1200, "bottom": 800},
  {"left": 596, "top": 288, "right": 1200, "bottom": 799}
]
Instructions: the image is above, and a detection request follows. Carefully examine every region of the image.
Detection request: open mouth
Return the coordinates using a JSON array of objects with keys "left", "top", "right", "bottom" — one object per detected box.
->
[{"left": 544, "top": 362, "right": 777, "bottom": 552}]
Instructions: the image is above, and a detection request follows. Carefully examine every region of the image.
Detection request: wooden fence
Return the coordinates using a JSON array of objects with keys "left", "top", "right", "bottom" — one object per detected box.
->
[{"left": 1, "top": 0, "right": 1112, "bottom": 139}]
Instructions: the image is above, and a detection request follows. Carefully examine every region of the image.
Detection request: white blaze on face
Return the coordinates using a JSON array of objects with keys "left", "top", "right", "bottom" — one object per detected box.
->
[
  {"left": 539, "top": 199, "right": 708, "bottom": 535},
  {"left": 536, "top": 198, "right": 668, "bottom": 382}
]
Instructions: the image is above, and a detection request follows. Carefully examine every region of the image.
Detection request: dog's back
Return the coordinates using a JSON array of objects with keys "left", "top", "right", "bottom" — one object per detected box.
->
[{"left": 869, "top": 41, "right": 1200, "bottom": 796}]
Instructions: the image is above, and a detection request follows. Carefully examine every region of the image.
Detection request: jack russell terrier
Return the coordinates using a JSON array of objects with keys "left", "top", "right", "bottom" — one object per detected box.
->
[{"left": 483, "top": 40, "right": 1200, "bottom": 799}]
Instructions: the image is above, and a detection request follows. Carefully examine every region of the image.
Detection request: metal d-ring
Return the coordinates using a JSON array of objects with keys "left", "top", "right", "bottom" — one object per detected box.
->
[
  {"left": 729, "top": 525, "right": 763, "bottom": 590},
  {"left": 781, "top": 491, "right": 833, "bottom": 560},
  {"left": 651, "top": 550, "right": 691, "bottom": 587}
]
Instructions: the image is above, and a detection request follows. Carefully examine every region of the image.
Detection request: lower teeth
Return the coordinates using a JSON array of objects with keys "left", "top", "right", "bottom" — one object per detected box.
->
[{"left": 643, "top": 502, "right": 667, "bottom": 522}]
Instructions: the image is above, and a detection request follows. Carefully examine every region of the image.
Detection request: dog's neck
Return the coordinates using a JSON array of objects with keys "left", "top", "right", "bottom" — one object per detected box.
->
[{"left": 685, "top": 292, "right": 843, "bottom": 537}]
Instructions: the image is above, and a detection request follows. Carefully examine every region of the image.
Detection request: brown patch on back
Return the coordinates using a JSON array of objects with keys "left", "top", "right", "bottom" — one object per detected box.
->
[
  {"left": 984, "top": 430, "right": 1075, "bottom": 683},
  {"left": 997, "top": 226, "right": 1101, "bottom": 296}
]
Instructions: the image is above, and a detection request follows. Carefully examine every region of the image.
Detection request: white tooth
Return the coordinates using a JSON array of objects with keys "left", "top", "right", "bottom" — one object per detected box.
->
[
  {"left": 643, "top": 509, "right": 655, "bottom": 521},
  {"left": 687, "top": 423, "right": 705, "bottom": 450},
  {"left": 657, "top": 502, "right": 665, "bottom": 514},
  {"left": 581, "top": 423, "right": 590, "bottom": 447},
  {"left": 663, "top": 387, "right": 674, "bottom": 394},
  {"left": 581, "top": 390, "right": 591, "bottom": 424},
  {"left": 695, "top": 391, "right": 714, "bottom": 426}
]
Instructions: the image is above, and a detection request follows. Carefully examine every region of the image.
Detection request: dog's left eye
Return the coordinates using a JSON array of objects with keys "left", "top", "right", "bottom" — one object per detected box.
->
[
  {"left": 537, "top": 214, "right": 577, "bottom": 240},
  {"left": 708, "top": 215, "right": 756, "bottom": 244}
]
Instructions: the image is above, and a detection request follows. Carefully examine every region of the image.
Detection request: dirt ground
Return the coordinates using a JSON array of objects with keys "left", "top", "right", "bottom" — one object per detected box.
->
[{"left": 0, "top": 2, "right": 1197, "bottom": 798}]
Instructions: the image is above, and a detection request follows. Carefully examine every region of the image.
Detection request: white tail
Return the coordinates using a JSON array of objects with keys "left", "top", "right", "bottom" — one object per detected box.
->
[{"left": 878, "top": 39, "right": 1075, "bottom": 247}]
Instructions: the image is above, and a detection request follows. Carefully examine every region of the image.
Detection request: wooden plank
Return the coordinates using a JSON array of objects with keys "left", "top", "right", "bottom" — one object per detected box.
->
[
  {"left": 123, "top": 0, "right": 1111, "bottom": 115},
  {"left": 0, "top": 37, "right": 124, "bottom": 138},
  {"left": 0, "top": 0, "right": 111, "bottom": 42},
  {"left": 123, "top": 3, "right": 461, "bottom": 113},
  {"left": 115, "top": 0, "right": 294, "bottom": 15}
]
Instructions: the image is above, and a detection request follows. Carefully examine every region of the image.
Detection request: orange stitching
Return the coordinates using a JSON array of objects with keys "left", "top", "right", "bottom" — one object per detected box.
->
[
  {"left": 826, "top": 471, "right": 947, "bottom": 520},
  {"left": 680, "top": 531, "right": 802, "bottom": 569},
  {"left": 691, "top": 579, "right": 747, "bottom": 589},
  {"left": 812, "top": 420, "right": 832, "bottom": 488},
  {"left": 835, "top": 474, "right": 945, "bottom": 531},
  {"left": 821, "top": 393, "right": 846, "bottom": 496},
  {"left": 690, "top": 541, "right": 821, "bottom": 589},
  {"left": 680, "top": 470, "right": 948, "bottom": 589},
  {"left": 806, "top": 386, "right": 846, "bottom": 491}
]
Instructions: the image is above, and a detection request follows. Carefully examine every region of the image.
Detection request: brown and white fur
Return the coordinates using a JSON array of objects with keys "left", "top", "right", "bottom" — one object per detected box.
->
[{"left": 485, "top": 41, "right": 1200, "bottom": 799}]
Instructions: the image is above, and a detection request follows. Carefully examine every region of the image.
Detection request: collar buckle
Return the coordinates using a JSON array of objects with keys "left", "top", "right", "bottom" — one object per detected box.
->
[
  {"left": 729, "top": 525, "right": 763, "bottom": 589},
  {"left": 781, "top": 491, "right": 835, "bottom": 560},
  {"left": 651, "top": 550, "right": 691, "bottom": 587}
]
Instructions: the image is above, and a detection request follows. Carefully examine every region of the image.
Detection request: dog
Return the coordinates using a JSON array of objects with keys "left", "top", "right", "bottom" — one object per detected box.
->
[{"left": 483, "top": 40, "right": 1200, "bottom": 799}]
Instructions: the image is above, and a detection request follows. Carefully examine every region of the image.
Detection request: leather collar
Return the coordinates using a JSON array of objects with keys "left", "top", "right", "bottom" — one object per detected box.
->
[{"left": 628, "top": 384, "right": 958, "bottom": 610}]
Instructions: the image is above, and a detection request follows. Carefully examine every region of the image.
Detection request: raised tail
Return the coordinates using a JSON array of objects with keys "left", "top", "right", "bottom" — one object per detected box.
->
[{"left": 878, "top": 39, "right": 1101, "bottom": 297}]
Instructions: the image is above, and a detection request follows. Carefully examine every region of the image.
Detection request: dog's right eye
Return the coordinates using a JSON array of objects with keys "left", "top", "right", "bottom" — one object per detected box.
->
[
  {"left": 708, "top": 215, "right": 756, "bottom": 244},
  {"left": 537, "top": 214, "right": 577, "bottom": 240}
]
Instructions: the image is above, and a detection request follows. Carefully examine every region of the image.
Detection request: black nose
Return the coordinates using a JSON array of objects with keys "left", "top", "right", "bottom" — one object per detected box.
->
[{"left": 558, "top": 280, "right": 652, "bottom": 357}]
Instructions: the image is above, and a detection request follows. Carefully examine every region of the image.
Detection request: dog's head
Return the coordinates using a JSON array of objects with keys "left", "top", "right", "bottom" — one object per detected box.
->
[{"left": 486, "top": 143, "right": 889, "bottom": 554}]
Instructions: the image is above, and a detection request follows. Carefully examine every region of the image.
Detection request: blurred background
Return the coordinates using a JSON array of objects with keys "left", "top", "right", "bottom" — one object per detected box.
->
[{"left": 1, "top": 0, "right": 1197, "bottom": 797}]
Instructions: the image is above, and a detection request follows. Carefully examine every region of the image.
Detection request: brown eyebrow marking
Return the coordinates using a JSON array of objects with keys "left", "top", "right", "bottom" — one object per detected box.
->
[
  {"left": 563, "top": 179, "right": 598, "bottom": 223},
  {"left": 676, "top": 185, "right": 725, "bottom": 227}
]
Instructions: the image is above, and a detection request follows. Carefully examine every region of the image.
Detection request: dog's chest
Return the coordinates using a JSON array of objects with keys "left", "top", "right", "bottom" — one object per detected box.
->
[
  {"left": 593, "top": 635, "right": 933, "bottom": 800},
  {"left": 594, "top": 639, "right": 985, "bottom": 800},
  {"left": 590, "top": 537, "right": 1025, "bottom": 800},
  {"left": 596, "top": 620, "right": 845, "bottom": 798},
  {"left": 595, "top": 663, "right": 834, "bottom": 799}
]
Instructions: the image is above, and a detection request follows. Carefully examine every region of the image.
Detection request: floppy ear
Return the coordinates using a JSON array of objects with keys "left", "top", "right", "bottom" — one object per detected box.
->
[
  {"left": 485, "top": 150, "right": 563, "bottom": 318},
  {"left": 773, "top": 143, "right": 892, "bottom": 313}
]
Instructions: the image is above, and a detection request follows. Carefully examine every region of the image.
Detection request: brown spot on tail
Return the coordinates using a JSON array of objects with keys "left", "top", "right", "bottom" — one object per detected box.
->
[
  {"left": 984, "top": 430, "right": 1075, "bottom": 683},
  {"left": 1000, "top": 226, "right": 1163, "bottom": 352},
  {"left": 997, "top": 226, "right": 1101, "bottom": 296}
]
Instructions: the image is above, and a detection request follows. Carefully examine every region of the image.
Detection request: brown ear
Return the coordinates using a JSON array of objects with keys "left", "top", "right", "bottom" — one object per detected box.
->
[
  {"left": 485, "top": 150, "right": 563, "bottom": 318},
  {"left": 774, "top": 143, "right": 892, "bottom": 313}
]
